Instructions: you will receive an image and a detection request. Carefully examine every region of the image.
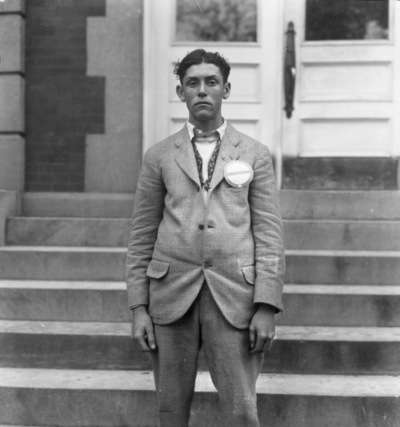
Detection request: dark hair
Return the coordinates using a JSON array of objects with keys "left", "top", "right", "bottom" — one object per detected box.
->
[{"left": 174, "top": 49, "right": 231, "bottom": 84}]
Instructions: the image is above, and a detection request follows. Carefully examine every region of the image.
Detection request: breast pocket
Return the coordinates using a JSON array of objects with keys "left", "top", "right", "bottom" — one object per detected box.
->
[{"left": 146, "top": 259, "right": 170, "bottom": 279}]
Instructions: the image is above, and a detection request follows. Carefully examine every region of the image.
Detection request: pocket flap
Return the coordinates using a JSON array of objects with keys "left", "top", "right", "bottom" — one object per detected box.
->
[
  {"left": 146, "top": 259, "right": 170, "bottom": 279},
  {"left": 241, "top": 265, "right": 255, "bottom": 285}
]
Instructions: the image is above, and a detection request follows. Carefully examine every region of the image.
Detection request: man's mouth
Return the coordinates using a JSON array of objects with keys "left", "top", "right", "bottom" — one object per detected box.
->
[{"left": 195, "top": 101, "right": 211, "bottom": 106}]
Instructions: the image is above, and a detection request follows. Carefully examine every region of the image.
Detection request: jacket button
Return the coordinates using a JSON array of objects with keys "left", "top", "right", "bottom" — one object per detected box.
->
[
  {"left": 198, "top": 224, "right": 204, "bottom": 230},
  {"left": 204, "top": 262, "right": 210, "bottom": 269}
]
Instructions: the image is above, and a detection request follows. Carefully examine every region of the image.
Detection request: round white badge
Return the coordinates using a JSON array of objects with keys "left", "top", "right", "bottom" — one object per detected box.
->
[{"left": 224, "top": 160, "right": 254, "bottom": 188}]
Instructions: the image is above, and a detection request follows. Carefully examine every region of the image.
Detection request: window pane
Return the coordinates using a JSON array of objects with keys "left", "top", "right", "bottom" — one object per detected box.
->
[
  {"left": 175, "top": 0, "right": 257, "bottom": 42},
  {"left": 306, "top": 0, "right": 389, "bottom": 41}
]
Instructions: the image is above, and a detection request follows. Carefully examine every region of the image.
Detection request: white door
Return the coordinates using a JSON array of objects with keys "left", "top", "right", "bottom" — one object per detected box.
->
[
  {"left": 282, "top": 0, "right": 400, "bottom": 159},
  {"left": 143, "top": 0, "right": 284, "bottom": 158}
]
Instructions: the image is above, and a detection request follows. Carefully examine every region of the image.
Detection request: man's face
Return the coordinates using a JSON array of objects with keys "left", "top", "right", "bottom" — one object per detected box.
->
[{"left": 176, "top": 62, "right": 231, "bottom": 127}]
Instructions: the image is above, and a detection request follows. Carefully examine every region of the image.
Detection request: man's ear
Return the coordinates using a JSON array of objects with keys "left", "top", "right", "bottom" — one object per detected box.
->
[
  {"left": 223, "top": 82, "right": 231, "bottom": 100},
  {"left": 176, "top": 85, "right": 186, "bottom": 102}
]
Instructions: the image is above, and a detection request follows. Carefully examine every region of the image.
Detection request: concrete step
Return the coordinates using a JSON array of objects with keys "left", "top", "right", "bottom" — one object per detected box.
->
[
  {"left": 1, "top": 321, "right": 400, "bottom": 375},
  {"left": 284, "top": 220, "right": 400, "bottom": 251},
  {"left": 22, "top": 192, "right": 135, "bottom": 218},
  {"left": 280, "top": 190, "right": 400, "bottom": 220},
  {"left": 1, "top": 368, "right": 399, "bottom": 427},
  {"left": 285, "top": 250, "right": 400, "bottom": 285},
  {"left": 2, "top": 281, "right": 400, "bottom": 327},
  {"left": 21, "top": 191, "right": 400, "bottom": 220},
  {"left": 0, "top": 247, "right": 399, "bottom": 284},
  {"left": 282, "top": 284, "right": 400, "bottom": 327},
  {"left": 6, "top": 217, "right": 131, "bottom": 247},
  {"left": 0, "top": 246, "right": 126, "bottom": 281},
  {"left": 0, "top": 280, "right": 130, "bottom": 323},
  {"left": 7, "top": 217, "right": 400, "bottom": 251}
]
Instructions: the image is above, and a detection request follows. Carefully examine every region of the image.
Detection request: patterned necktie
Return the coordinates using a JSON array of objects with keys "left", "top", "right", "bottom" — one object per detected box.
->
[{"left": 191, "top": 128, "right": 221, "bottom": 191}]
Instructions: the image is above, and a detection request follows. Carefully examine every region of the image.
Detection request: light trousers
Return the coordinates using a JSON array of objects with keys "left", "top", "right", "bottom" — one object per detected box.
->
[{"left": 151, "top": 282, "right": 264, "bottom": 427}]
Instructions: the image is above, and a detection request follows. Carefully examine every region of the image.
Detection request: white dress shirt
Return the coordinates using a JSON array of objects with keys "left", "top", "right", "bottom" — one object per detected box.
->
[{"left": 186, "top": 120, "right": 227, "bottom": 204}]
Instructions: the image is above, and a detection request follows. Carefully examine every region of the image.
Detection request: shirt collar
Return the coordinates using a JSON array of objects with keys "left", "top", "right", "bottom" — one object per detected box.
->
[{"left": 186, "top": 119, "right": 227, "bottom": 142}]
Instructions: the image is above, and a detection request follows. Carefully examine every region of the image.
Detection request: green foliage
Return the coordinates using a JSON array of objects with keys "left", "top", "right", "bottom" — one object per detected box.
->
[{"left": 176, "top": 0, "right": 257, "bottom": 42}]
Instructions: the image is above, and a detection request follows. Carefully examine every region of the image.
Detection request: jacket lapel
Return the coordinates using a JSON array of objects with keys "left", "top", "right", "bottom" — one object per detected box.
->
[
  {"left": 174, "top": 126, "right": 201, "bottom": 188},
  {"left": 209, "top": 123, "right": 241, "bottom": 193}
]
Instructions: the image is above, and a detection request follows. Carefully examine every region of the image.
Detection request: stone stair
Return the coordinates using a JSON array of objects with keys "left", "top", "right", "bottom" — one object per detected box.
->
[{"left": 0, "top": 191, "right": 400, "bottom": 427}]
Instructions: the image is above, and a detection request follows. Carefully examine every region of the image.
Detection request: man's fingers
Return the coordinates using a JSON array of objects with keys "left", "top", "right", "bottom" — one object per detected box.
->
[
  {"left": 134, "top": 333, "right": 152, "bottom": 352},
  {"left": 249, "top": 327, "right": 256, "bottom": 349},
  {"left": 264, "top": 333, "right": 276, "bottom": 351},
  {"left": 250, "top": 331, "right": 276, "bottom": 354},
  {"left": 131, "top": 326, "right": 156, "bottom": 352},
  {"left": 146, "top": 328, "right": 157, "bottom": 350},
  {"left": 250, "top": 333, "right": 266, "bottom": 354}
]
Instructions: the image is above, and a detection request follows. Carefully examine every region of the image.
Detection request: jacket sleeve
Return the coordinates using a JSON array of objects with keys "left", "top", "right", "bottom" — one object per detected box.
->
[
  {"left": 248, "top": 144, "right": 285, "bottom": 312},
  {"left": 125, "top": 147, "right": 166, "bottom": 309}
]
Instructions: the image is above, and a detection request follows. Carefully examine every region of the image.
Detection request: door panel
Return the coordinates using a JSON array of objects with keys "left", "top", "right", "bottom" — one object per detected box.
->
[{"left": 283, "top": 0, "right": 397, "bottom": 158}]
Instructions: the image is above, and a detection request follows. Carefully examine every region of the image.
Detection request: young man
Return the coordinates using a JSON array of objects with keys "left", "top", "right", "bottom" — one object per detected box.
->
[{"left": 126, "top": 49, "right": 285, "bottom": 427}]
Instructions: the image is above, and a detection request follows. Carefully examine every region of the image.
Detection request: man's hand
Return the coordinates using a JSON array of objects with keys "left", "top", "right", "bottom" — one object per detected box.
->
[
  {"left": 249, "top": 304, "right": 275, "bottom": 354},
  {"left": 131, "top": 305, "right": 157, "bottom": 352}
]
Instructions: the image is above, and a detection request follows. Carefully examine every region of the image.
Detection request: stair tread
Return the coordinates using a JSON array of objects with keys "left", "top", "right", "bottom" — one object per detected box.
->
[
  {"left": 287, "top": 249, "right": 400, "bottom": 257},
  {"left": 284, "top": 284, "right": 400, "bottom": 295},
  {"left": 284, "top": 219, "right": 400, "bottom": 224},
  {"left": 9, "top": 217, "right": 130, "bottom": 221},
  {"left": 1, "top": 368, "right": 399, "bottom": 396},
  {"left": 0, "top": 280, "right": 126, "bottom": 289},
  {"left": 1, "top": 320, "right": 399, "bottom": 341},
  {"left": 1, "top": 280, "right": 399, "bottom": 294},
  {"left": 2, "top": 247, "right": 400, "bottom": 256},
  {"left": 0, "top": 246, "right": 126, "bottom": 252},
  {"left": 11, "top": 217, "right": 400, "bottom": 224}
]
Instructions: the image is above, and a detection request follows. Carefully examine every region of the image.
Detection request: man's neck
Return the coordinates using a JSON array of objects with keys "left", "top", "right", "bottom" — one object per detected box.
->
[{"left": 188, "top": 116, "right": 224, "bottom": 132}]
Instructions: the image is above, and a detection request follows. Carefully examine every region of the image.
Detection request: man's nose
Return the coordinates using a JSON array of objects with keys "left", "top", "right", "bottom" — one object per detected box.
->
[{"left": 198, "top": 81, "right": 207, "bottom": 96}]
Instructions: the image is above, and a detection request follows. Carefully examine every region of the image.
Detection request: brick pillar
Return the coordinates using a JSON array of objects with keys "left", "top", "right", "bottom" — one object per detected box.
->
[{"left": 0, "top": 0, "right": 25, "bottom": 191}]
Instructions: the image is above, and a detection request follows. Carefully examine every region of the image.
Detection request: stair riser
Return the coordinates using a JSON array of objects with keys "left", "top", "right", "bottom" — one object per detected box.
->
[
  {"left": 21, "top": 193, "right": 135, "bottom": 218},
  {"left": 286, "top": 254, "right": 400, "bottom": 285},
  {"left": 280, "top": 191, "right": 400, "bottom": 220},
  {"left": 284, "top": 222, "right": 400, "bottom": 251},
  {"left": 2, "top": 288, "right": 400, "bottom": 327},
  {"left": 8, "top": 218, "right": 400, "bottom": 251},
  {"left": 281, "top": 293, "right": 400, "bottom": 327},
  {"left": 0, "top": 387, "right": 398, "bottom": 427},
  {"left": 0, "top": 251, "right": 126, "bottom": 281},
  {"left": 1, "top": 333, "right": 399, "bottom": 375},
  {"left": 1, "top": 251, "right": 399, "bottom": 283},
  {"left": 6, "top": 218, "right": 131, "bottom": 247},
  {"left": 0, "top": 288, "right": 130, "bottom": 323}
]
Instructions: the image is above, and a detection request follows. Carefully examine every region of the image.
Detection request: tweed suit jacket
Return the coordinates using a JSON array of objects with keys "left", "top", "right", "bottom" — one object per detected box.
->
[{"left": 126, "top": 123, "right": 285, "bottom": 329}]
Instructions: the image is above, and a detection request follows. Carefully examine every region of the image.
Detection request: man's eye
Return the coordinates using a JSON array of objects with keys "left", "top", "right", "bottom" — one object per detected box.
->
[
  {"left": 188, "top": 81, "right": 197, "bottom": 87},
  {"left": 208, "top": 80, "right": 217, "bottom": 86}
]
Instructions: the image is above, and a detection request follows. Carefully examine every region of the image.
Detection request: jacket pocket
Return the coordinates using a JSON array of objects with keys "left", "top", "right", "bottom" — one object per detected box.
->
[
  {"left": 241, "top": 265, "right": 255, "bottom": 285},
  {"left": 146, "top": 259, "right": 170, "bottom": 279}
]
